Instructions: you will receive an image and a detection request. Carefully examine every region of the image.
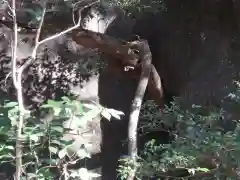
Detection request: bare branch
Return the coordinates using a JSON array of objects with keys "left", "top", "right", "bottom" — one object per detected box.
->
[
  {"left": 17, "top": 0, "right": 99, "bottom": 75},
  {"left": 11, "top": 0, "right": 18, "bottom": 88},
  {"left": 127, "top": 39, "right": 152, "bottom": 180},
  {"left": 10, "top": 0, "right": 24, "bottom": 178},
  {"left": 2, "top": 0, "right": 13, "bottom": 13},
  {"left": 11, "top": 3, "right": 98, "bottom": 178},
  {"left": 34, "top": 4, "right": 47, "bottom": 48},
  {"left": 72, "top": 0, "right": 85, "bottom": 25}
]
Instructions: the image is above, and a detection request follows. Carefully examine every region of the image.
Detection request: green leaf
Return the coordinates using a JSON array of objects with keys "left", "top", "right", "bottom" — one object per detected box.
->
[
  {"left": 41, "top": 100, "right": 62, "bottom": 108},
  {"left": 83, "top": 103, "right": 99, "bottom": 110},
  {"left": 53, "top": 107, "right": 62, "bottom": 116},
  {"left": 101, "top": 109, "right": 112, "bottom": 120},
  {"left": 33, "top": 132, "right": 45, "bottom": 137},
  {"left": 78, "top": 168, "right": 91, "bottom": 180},
  {"left": 8, "top": 107, "right": 19, "bottom": 125},
  {"left": 61, "top": 96, "right": 71, "bottom": 102},
  {"left": 4, "top": 101, "right": 18, "bottom": 108},
  {"left": 37, "top": 167, "right": 53, "bottom": 179},
  {"left": 29, "top": 134, "right": 39, "bottom": 142},
  {"left": 59, "top": 139, "right": 74, "bottom": 146},
  {"left": 51, "top": 126, "right": 64, "bottom": 133},
  {"left": 26, "top": 173, "right": 37, "bottom": 179},
  {"left": 48, "top": 100, "right": 61, "bottom": 106},
  {"left": 72, "top": 116, "right": 87, "bottom": 128},
  {"left": 5, "top": 146, "right": 14, "bottom": 150},
  {"left": 79, "top": 107, "right": 101, "bottom": 123},
  {"left": 195, "top": 167, "right": 210, "bottom": 172},
  {"left": 76, "top": 148, "right": 91, "bottom": 159},
  {"left": 51, "top": 139, "right": 62, "bottom": 146},
  {"left": 74, "top": 100, "right": 84, "bottom": 114},
  {"left": 58, "top": 148, "right": 67, "bottom": 159},
  {"left": 69, "top": 169, "right": 79, "bottom": 178},
  {"left": 43, "top": 158, "right": 58, "bottom": 165},
  {"left": 105, "top": 108, "right": 124, "bottom": 120},
  {"left": 49, "top": 146, "right": 58, "bottom": 154}
]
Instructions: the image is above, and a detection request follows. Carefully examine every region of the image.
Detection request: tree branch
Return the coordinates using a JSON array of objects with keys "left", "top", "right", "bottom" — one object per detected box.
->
[
  {"left": 11, "top": 0, "right": 23, "bottom": 178},
  {"left": 17, "top": 0, "right": 99, "bottom": 74},
  {"left": 127, "top": 39, "right": 152, "bottom": 180},
  {"left": 10, "top": 1, "right": 99, "bottom": 179},
  {"left": 106, "top": 60, "right": 164, "bottom": 108}
]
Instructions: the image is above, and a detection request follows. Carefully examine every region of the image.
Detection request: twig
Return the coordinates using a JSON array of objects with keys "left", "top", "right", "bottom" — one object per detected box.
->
[
  {"left": 72, "top": 0, "right": 84, "bottom": 25},
  {"left": 17, "top": 0, "right": 99, "bottom": 74},
  {"left": 10, "top": 0, "right": 23, "bottom": 179},
  {"left": 11, "top": 0, "right": 17, "bottom": 88},
  {"left": 14, "top": 5, "right": 47, "bottom": 179},
  {"left": 2, "top": 0, "right": 13, "bottom": 13},
  {"left": 127, "top": 39, "right": 152, "bottom": 180}
]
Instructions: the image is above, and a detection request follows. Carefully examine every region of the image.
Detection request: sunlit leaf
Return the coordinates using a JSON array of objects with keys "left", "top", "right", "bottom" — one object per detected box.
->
[
  {"left": 83, "top": 103, "right": 99, "bottom": 110},
  {"left": 195, "top": 167, "right": 210, "bottom": 172},
  {"left": 76, "top": 148, "right": 91, "bottom": 159},
  {"left": 51, "top": 126, "right": 64, "bottom": 133},
  {"left": 37, "top": 167, "right": 53, "bottom": 179},
  {"left": 49, "top": 146, "right": 58, "bottom": 154},
  {"left": 78, "top": 168, "right": 89, "bottom": 179},
  {"left": 51, "top": 139, "right": 62, "bottom": 146},
  {"left": 58, "top": 148, "right": 67, "bottom": 159},
  {"left": 59, "top": 139, "right": 74, "bottom": 146},
  {"left": 33, "top": 132, "right": 45, "bottom": 137},
  {"left": 8, "top": 107, "right": 19, "bottom": 126},
  {"left": 74, "top": 100, "right": 84, "bottom": 114},
  {"left": 5, "top": 146, "right": 14, "bottom": 150},
  {"left": 88, "top": 172, "right": 101, "bottom": 178},
  {"left": 42, "top": 100, "right": 62, "bottom": 108},
  {"left": 78, "top": 108, "right": 101, "bottom": 125},
  {"left": 61, "top": 96, "right": 71, "bottom": 102},
  {"left": 101, "top": 109, "right": 111, "bottom": 120},
  {"left": 26, "top": 173, "right": 37, "bottom": 179},
  {"left": 4, "top": 102, "right": 18, "bottom": 108},
  {"left": 29, "top": 134, "right": 39, "bottom": 142},
  {"left": 105, "top": 108, "right": 124, "bottom": 120},
  {"left": 53, "top": 108, "right": 62, "bottom": 116},
  {"left": 70, "top": 169, "right": 79, "bottom": 178}
]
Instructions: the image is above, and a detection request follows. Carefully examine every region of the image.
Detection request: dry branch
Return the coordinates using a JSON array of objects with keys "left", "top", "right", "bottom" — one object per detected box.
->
[{"left": 127, "top": 39, "right": 152, "bottom": 180}]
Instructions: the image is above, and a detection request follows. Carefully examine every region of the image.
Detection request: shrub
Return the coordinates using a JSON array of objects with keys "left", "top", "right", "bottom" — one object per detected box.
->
[
  {"left": 0, "top": 96, "right": 124, "bottom": 179},
  {"left": 118, "top": 82, "right": 240, "bottom": 179}
]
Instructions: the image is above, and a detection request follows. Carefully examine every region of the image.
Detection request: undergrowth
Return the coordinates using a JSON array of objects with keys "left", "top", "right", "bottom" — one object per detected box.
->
[{"left": 118, "top": 81, "right": 240, "bottom": 180}]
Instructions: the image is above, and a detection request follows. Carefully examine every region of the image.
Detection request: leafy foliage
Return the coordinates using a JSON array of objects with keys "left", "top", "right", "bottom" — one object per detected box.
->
[
  {"left": 111, "top": 0, "right": 166, "bottom": 16},
  {"left": 118, "top": 82, "right": 240, "bottom": 179},
  {"left": 0, "top": 97, "right": 124, "bottom": 179}
]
